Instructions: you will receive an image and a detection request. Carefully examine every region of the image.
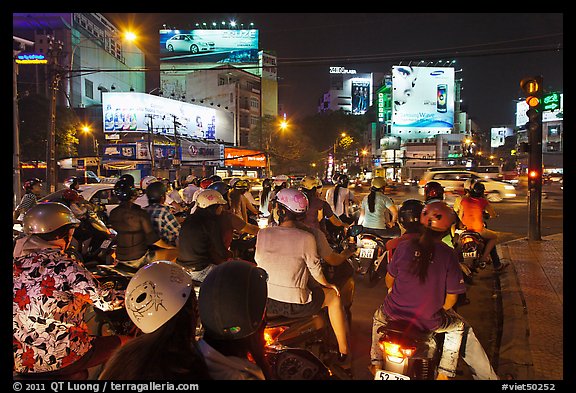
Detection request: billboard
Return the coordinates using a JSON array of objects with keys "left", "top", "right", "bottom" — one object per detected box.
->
[
  {"left": 490, "top": 127, "right": 514, "bottom": 149},
  {"left": 351, "top": 80, "right": 370, "bottom": 115},
  {"left": 391, "top": 66, "right": 455, "bottom": 133},
  {"left": 224, "top": 148, "right": 266, "bottom": 168},
  {"left": 159, "top": 29, "right": 259, "bottom": 64},
  {"left": 516, "top": 93, "right": 563, "bottom": 127},
  {"left": 102, "top": 92, "right": 234, "bottom": 144}
]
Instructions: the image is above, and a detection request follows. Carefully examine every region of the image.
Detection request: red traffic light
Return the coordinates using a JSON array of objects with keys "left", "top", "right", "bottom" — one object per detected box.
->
[{"left": 528, "top": 170, "right": 539, "bottom": 179}]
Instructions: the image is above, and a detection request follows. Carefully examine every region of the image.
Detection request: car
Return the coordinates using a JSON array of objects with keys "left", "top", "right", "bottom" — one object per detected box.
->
[
  {"left": 39, "top": 183, "right": 121, "bottom": 216},
  {"left": 418, "top": 169, "right": 516, "bottom": 202},
  {"left": 165, "top": 34, "right": 215, "bottom": 54}
]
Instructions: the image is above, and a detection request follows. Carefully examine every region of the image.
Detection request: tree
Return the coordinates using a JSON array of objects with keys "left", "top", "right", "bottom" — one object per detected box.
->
[{"left": 18, "top": 93, "right": 80, "bottom": 161}]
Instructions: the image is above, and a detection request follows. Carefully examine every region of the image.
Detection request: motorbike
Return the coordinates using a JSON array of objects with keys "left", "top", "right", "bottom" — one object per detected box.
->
[
  {"left": 72, "top": 209, "right": 117, "bottom": 267},
  {"left": 265, "top": 342, "right": 334, "bottom": 380},
  {"left": 454, "top": 212, "right": 492, "bottom": 279},
  {"left": 348, "top": 224, "right": 400, "bottom": 287},
  {"left": 374, "top": 319, "right": 444, "bottom": 380}
]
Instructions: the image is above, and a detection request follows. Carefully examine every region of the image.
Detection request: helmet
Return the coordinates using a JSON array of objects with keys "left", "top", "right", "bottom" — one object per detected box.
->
[
  {"left": 398, "top": 199, "right": 425, "bottom": 229},
  {"left": 199, "top": 260, "right": 268, "bottom": 340},
  {"left": 370, "top": 177, "right": 387, "bottom": 190},
  {"left": 207, "top": 181, "right": 229, "bottom": 196},
  {"left": 62, "top": 189, "right": 82, "bottom": 203},
  {"left": 262, "top": 178, "right": 273, "bottom": 189},
  {"left": 140, "top": 176, "right": 158, "bottom": 191},
  {"left": 337, "top": 174, "right": 349, "bottom": 186},
  {"left": 113, "top": 179, "right": 137, "bottom": 202},
  {"left": 300, "top": 176, "right": 320, "bottom": 191},
  {"left": 424, "top": 181, "right": 444, "bottom": 201},
  {"left": 64, "top": 176, "right": 80, "bottom": 190},
  {"left": 195, "top": 189, "right": 228, "bottom": 209},
  {"left": 119, "top": 174, "right": 135, "bottom": 187},
  {"left": 274, "top": 188, "right": 309, "bottom": 214},
  {"left": 470, "top": 181, "right": 485, "bottom": 197},
  {"left": 199, "top": 178, "right": 214, "bottom": 189},
  {"left": 22, "top": 202, "right": 81, "bottom": 235},
  {"left": 23, "top": 178, "right": 42, "bottom": 192},
  {"left": 228, "top": 177, "right": 241, "bottom": 188},
  {"left": 145, "top": 181, "right": 167, "bottom": 203},
  {"left": 185, "top": 174, "right": 197, "bottom": 184},
  {"left": 273, "top": 175, "right": 289, "bottom": 187},
  {"left": 233, "top": 179, "right": 249, "bottom": 191},
  {"left": 125, "top": 260, "right": 195, "bottom": 334},
  {"left": 208, "top": 175, "right": 222, "bottom": 183},
  {"left": 420, "top": 201, "right": 455, "bottom": 232}
]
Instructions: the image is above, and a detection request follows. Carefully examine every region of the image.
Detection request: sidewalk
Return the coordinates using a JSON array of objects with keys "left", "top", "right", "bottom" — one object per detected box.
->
[{"left": 496, "top": 233, "right": 563, "bottom": 380}]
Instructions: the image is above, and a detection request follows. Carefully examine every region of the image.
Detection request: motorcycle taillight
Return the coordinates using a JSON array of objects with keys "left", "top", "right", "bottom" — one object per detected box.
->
[
  {"left": 264, "top": 326, "right": 287, "bottom": 346},
  {"left": 379, "top": 340, "right": 416, "bottom": 363},
  {"left": 461, "top": 236, "right": 475, "bottom": 245}
]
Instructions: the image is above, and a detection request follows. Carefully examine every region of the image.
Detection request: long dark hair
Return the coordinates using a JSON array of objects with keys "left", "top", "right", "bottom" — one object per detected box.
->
[
  {"left": 203, "top": 321, "right": 272, "bottom": 379},
  {"left": 99, "top": 295, "right": 211, "bottom": 380},
  {"left": 332, "top": 184, "right": 341, "bottom": 208},
  {"left": 260, "top": 181, "right": 272, "bottom": 206},
  {"left": 228, "top": 188, "right": 243, "bottom": 213},
  {"left": 408, "top": 227, "right": 448, "bottom": 284},
  {"left": 367, "top": 188, "right": 382, "bottom": 213}
]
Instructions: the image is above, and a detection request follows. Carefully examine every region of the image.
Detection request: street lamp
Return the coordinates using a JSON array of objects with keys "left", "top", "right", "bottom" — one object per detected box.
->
[
  {"left": 82, "top": 125, "right": 100, "bottom": 177},
  {"left": 265, "top": 118, "right": 290, "bottom": 177}
]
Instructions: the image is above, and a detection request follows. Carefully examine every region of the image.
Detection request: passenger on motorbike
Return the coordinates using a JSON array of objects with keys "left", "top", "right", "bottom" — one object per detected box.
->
[
  {"left": 300, "top": 176, "right": 347, "bottom": 234},
  {"left": 14, "top": 178, "right": 43, "bottom": 222},
  {"left": 64, "top": 176, "right": 81, "bottom": 191},
  {"left": 13, "top": 202, "right": 128, "bottom": 379},
  {"left": 133, "top": 175, "right": 158, "bottom": 209},
  {"left": 144, "top": 181, "right": 181, "bottom": 247},
  {"left": 99, "top": 260, "right": 211, "bottom": 380},
  {"left": 384, "top": 199, "right": 425, "bottom": 258},
  {"left": 182, "top": 175, "right": 200, "bottom": 205},
  {"left": 457, "top": 181, "right": 508, "bottom": 272},
  {"left": 177, "top": 189, "right": 231, "bottom": 282},
  {"left": 357, "top": 177, "right": 399, "bottom": 238},
  {"left": 108, "top": 179, "right": 175, "bottom": 270},
  {"left": 255, "top": 188, "right": 352, "bottom": 369},
  {"left": 258, "top": 178, "right": 274, "bottom": 218},
  {"left": 325, "top": 174, "right": 359, "bottom": 225},
  {"left": 370, "top": 201, "right": 499, "bottom": 380},
  {"left": 198, "top": 259, "right": 272, "bottom": 380},
  {"left": 267, "top": 175, "right": 290, "bottom": 209},
  {"left": 228, "top": 179, "right": 259, "bottom": 224}
]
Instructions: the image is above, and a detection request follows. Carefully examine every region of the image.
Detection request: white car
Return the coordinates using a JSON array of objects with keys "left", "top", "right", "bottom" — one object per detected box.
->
[
  {"left": 165, "top": 34, "right": 215, "bottom": 54},
  {"left": 40, "top": 183, "right": 121, "bottom": 216},
  {"left": 418, "top": 170, "right": 516, "bottom": 202}
]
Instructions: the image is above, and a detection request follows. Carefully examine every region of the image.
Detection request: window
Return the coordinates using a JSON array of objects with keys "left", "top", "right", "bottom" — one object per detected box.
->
[
  {"left": 250, "top": 97, "right": 259, "bottom": 109},
  {"left": 85, "top": 79, "right": 94, "bottom": 99}
]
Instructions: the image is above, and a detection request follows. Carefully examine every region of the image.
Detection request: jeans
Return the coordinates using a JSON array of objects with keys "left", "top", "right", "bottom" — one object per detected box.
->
[{"left": 371, "top": 306, "right": 498, "bottom": 379}]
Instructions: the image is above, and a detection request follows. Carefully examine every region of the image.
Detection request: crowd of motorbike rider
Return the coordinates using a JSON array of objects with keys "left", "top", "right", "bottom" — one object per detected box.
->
[{"left": 13, "top": 171, "right": 506, "bottom": 380}]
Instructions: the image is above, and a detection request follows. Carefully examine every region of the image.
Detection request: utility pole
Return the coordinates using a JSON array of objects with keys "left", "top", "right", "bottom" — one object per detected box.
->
[
  {"left": 146, "top": 114, "right": 155, "bottom": 177},
  {"left": 46, "top": 36, "right": 63, "bottom": 193},
  {"left": 172, "top": 114, "right": 182, "bottom": 181}
]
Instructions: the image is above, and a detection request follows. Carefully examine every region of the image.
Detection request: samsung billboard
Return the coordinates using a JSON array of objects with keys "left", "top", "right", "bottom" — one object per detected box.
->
[
  {"left": 391, "top": 66, "right": 455, "bottom": 134},
  {"left": 159, "top": 29, "right": 259, "bottom": 64},
  {"left": 102, "top": 92, "right": 235, "bottom": 144}
]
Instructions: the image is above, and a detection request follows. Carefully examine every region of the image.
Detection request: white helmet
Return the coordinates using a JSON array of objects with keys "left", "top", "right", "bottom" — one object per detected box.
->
[
  {"left": 274, "top": 188, "right": 309, "bottom": 214},
  {"left": 140, "top": 175, "right": 158, "bottom": 190},
  {"left": 185, "top": 174, "right": 197, "bottom": 183},
  {"left": 195, "top": 189, "right": 228, "bottom": 209},
  {"left": 229, "top": 177, "right": 241, "bottom": 188},
  {"left": 125, "top": 260, "right": 195, "bottom": 334},
  {"left": 273, "top": 174, "right": 289, "bottom": 187}
]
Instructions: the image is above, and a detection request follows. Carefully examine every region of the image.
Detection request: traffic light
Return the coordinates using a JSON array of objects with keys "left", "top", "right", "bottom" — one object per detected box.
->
[
  {"left": 520, "top": 76, "right": 543, "bottom": 131},
  {"left": 528, "top": 169, "right": 540, "bottom": 190}
]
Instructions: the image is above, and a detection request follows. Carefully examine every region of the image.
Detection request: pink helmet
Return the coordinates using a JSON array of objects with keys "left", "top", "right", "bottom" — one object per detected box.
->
[
  {"left": 419, "top": 201, "right": 455, "bottom": 232},
  {"left": 274, "top": 188, "right": 309, "bottom": 214}
]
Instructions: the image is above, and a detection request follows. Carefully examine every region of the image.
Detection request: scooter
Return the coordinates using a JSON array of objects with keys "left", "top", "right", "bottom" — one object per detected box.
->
[
  {"left": 374, "top": 320, "right": 444, "bottom": 380},
  {"left": 265, "top": 343, "right": 334, "bottom": 380},
  {"left": 348, "top": 224, "right": 400, "bottom": 287}
]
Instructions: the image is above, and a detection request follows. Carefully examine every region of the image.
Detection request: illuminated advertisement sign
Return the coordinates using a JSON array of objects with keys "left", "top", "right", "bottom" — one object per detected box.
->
[
  {"left": 159, "top": 29, "right": 259, "bottom": 64},
  {"left": 102, "top": 92, "right": 234, "bottom": 144},
  {"left": 391, "top": 66, "right": 455, "bottom": 133},
  {"left": 351, "top": 80, "right": 370, "bottom": 115},
  {"left": 516, "top": 93, "right": 563, "bottom": 126},
  {"left": 376, "top": 84, "right": 392, "bottom": 123},
  {"left": 490, "top": 127, "right": 514, "bottom": 148},
  {"left": 224, "top": 148, "right": 266, "bottom": 168},
  {"left": 15, "top": 53, "right": 47, "bottom": 64}
]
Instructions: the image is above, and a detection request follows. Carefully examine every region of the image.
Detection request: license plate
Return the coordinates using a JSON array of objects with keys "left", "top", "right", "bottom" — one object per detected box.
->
[
  {"left": 462, "top": 251, "right": 477, "bottom": 258},
  {"left": 359, "top": 248, "right": 374, "bottom": 259},
  {"left": 100, "top": 239, "right": 112, "bottom": 249},
  {"left": 374, "top": 370, "right": 410, "bottom": 380}
]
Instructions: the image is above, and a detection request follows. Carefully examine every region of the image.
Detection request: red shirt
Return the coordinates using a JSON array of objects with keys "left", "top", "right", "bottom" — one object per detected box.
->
[{"left": 459, "top": 196, "right": 489, "bottom": 232}]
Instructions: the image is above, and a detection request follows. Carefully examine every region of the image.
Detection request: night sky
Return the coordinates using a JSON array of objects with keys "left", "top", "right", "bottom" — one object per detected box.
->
[{"left": 103, "top": 13, "right": 563, "bottom": 133}]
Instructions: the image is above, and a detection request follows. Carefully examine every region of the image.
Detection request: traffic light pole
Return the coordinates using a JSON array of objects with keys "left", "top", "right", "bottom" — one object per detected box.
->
[{"left": 527, "top": 112, "right": 542, "bottom": 241}]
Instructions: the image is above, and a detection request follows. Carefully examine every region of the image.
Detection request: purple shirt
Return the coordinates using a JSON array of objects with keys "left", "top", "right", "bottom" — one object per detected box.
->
[{"left": 383, "top": 239, "right": 466, "bottom": 331}]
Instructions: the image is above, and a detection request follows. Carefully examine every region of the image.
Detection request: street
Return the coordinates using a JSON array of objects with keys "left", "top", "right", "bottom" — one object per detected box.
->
[{"left": 340, "top": 182, "right": 563, "bottom": 380}]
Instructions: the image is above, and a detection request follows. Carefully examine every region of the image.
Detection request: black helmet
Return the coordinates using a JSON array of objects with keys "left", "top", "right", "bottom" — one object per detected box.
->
[
  {"left": 113, "top": 179, "right": 137, "bottom": 202},
  {"left": 337, "top": 174, "right": 349, "bottom": 186},
  {"left": 146, "top": 181, "right": 167, "bottom": 203},
  {"left": 398, "top": 199, "right": 425, "bottom": 231},
  {"left": 470, "top": 181, "right": 485, "bottom": 197},
  {"left": 424, "top": 181, "right": 444, "bottom": 202},
  {"left": 119, "top": 174, "right": 135, "bottom": 187},
  {"left": 64, "top": 176, "right": 80, "bottom": 190},
  {"left": 207, "top": 181, "right": 230, "bottom": 196},
  {"left": 23, "top": 178, "right": 42, "bottom": 192},
  {"left": 199, "top": 260, "right": 268, "bottom": 340},
  {"left": 208, "top": 174, "right": 222, "bottom": 183}
]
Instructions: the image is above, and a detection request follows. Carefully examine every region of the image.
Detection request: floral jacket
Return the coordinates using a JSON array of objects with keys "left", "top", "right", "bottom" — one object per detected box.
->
[{"left": 13, "top": 249, "right": 121, "bottom": 373}]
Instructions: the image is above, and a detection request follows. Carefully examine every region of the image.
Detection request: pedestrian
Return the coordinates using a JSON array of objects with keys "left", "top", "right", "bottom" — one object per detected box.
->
[{"left": 14, "top": 178, "right": 43, "bottom": 222}]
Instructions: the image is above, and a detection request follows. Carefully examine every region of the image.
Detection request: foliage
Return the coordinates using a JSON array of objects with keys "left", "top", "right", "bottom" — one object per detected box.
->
[{"left": 18, "top": 93, "right": 80, "bottom": 161}]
